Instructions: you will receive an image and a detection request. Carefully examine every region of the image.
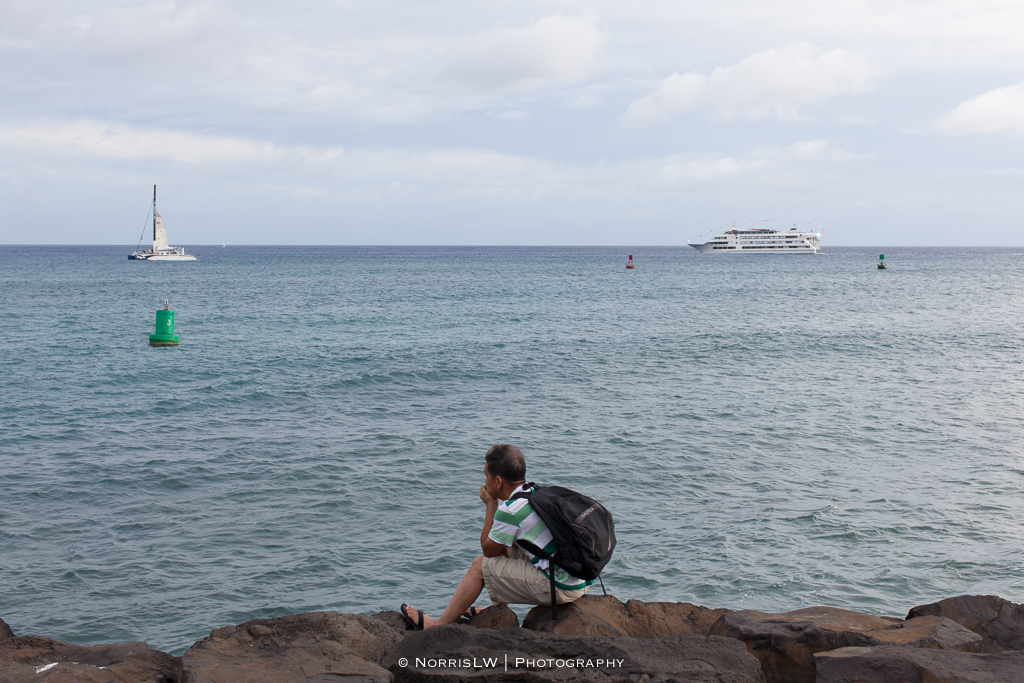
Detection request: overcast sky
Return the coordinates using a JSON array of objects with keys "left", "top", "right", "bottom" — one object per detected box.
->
[{"left": 2, "top": 1, "right": 1023, "bottom": 245}]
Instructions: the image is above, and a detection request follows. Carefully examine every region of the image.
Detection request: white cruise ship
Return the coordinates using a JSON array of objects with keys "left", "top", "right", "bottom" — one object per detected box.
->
[{"left": 689, "top": 223, "right": 821, "bottom": 254}]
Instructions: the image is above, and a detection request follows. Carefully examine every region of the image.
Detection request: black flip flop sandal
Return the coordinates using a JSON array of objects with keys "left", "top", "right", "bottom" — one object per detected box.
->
[
  {"left": 400, "top": 603, "right": 425, "bottom": 630},
  {"left": 463, "top": 606, "right": 481, "bottom": 618}
]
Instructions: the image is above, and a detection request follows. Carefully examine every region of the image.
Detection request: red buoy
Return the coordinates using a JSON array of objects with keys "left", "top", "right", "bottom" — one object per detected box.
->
[{"left": 626, "top": 254, "right": 635, "bottom": 269}]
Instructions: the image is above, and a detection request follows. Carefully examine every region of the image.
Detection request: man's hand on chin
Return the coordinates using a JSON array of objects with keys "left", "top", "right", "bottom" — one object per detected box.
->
[{"left": 480, "top": 485, "right": 497, "bottom": 505}]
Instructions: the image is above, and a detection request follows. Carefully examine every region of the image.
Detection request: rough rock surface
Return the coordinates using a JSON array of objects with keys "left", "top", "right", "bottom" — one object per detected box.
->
[
  {"left": 523, "top": 594, "right": 731, "bottom": 638},
  {"left": 466, "top": 605, "right": 519, "bottom": 630},
  {"left": 8, "top": 594, "right": 1024, "bottom": 683},
  {"left": 371, "top": 610, "right": 410, "bottom": 633},
  {"left": 0, "top": 619, "right": 15, "bottom": 642},
  {"left": 815, "top": 645, "right": 1024, "bottom": 683},
  {"left": 866, "top": 615, "right": 983, "bottom": 650},
  {"left": 0, "top": 626, "right": 180, "bottom": 683},
  {"left": 907, "top": 594, "right": 1024, "bottom": 652},
  {"left": 708, "top": 606, "right": 981, "bottom": 683},
  {"left": 383, "top": 623, "right": 765, "bottom": 682},
  {"left": 375, "top": 605, "right": 518, "bottom": 633},
  {"left": 181, "top": 611, "right": 403, "bottom": 683}
]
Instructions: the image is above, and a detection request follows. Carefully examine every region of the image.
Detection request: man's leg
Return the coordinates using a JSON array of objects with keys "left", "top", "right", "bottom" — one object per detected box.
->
[
  {"left": 405, "top": 556, "right": 486, "bottom": 629},
  {"left": 437, "top": 555, "right": 487, "bottom": 624}
]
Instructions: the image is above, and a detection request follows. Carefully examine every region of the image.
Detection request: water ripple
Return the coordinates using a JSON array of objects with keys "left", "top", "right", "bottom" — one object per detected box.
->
[{"left": 1, "top": 245, "right": 1023, "bottom": 654}]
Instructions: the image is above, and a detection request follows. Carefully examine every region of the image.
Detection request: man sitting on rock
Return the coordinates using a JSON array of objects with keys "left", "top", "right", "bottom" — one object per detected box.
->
[{"left": 401, "top": 443, "right": 591, "bottom": 629}]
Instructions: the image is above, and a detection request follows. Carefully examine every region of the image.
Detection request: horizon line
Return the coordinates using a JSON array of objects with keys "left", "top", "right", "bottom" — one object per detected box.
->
[{"left": 4, "top": 244, "right": 1024, "bottom": 249}]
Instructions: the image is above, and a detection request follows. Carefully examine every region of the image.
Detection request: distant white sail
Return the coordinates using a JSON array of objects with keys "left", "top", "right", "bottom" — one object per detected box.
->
[{"left": 153, "top": 211, "right": 169, "bottom": 252}]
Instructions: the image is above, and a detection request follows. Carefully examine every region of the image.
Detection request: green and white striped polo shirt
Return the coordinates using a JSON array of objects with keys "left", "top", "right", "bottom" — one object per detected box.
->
[{"left": 488, "top": 484, "right": 592, "bottom": 591}]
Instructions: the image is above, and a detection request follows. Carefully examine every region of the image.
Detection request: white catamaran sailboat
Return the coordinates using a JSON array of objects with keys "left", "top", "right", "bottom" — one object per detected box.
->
[{"left": 129, "top": 186, "right": 196, "bottom": 261}]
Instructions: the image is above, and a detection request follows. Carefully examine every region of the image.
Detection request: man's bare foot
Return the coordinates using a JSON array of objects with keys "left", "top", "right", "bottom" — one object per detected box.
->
[{"left": 402, "top": 604, "right": 439, "bottom": 629}]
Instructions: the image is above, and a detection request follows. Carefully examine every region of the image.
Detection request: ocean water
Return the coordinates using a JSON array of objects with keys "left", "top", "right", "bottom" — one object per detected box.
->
[{"left": 1, "top": 245, "right": 1023, "bottom": 656}]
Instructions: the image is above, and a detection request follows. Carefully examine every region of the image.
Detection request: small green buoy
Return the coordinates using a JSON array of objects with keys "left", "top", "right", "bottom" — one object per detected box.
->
[
  {"left": 877, "top": 254, "right": 886, "bottom": 270},
  {"left": 149, "top": 299, "right": 180, "bottom": 346}
]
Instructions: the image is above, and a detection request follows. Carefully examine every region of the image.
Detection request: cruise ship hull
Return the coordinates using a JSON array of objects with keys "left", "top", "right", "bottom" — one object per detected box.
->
[{"left": 688, "top": 243, "right": 818, "bottom": 254}]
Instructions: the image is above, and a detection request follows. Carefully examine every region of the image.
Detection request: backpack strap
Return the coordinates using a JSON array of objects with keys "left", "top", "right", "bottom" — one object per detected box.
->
[
  {"left": 511, "top": 483, "right": 536, "bottom": 500},
  {"left": 513, "top": 490, "right": 559, "bottom": 621},
  {"left": 515, "top": 538, "right": 559, "bottom": 620}
]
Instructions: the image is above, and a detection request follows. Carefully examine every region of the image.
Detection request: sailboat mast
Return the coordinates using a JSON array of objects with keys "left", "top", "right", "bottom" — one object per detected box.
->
[{"left": 152, "top": 185, "right": 157, "bottom": 241}]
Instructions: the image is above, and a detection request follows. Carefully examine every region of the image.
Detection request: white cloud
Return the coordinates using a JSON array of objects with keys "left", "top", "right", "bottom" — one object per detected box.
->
[
  {"left": 635, "top": 139, "right": 867, "bottom": 186},
  {"left": 598, "top": 1, "right": 1024, "bottom": 77},
  {"left": 937, "top": 83, "right": 1024, "bottom": 135},
  {"left": 0, "top": 119, "right": 571, "bottom": 203},
  {"left": 0, "top": 121, "right": 865, "bottom": 200},
  {"left": 622, "top": 43, "right": 877, "bottom": 126},
  {"left": 442, "top": 14, "right": 605, "bottom": 90},
  {"left": 839, "top": 114, "right": 872, "bottom": 125},
  {"left": 649, "top": 153, "right": 768, "bottom": 184},
  {"left": 0, "top": 121, "right": 343, "bottom": 169},
  {"left": 490, "top": 110, "right": 531, "bottom": 120}
]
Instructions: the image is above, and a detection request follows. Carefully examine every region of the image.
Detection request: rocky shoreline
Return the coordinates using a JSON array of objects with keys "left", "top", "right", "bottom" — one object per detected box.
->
[{"left": 3, "top": 594, "right": 1023, "bottom": 682}]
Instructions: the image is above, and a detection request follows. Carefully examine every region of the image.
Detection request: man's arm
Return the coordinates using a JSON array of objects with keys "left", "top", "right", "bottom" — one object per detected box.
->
[{"left": 480, "top": 486, "right": 508, "bottom": 557}]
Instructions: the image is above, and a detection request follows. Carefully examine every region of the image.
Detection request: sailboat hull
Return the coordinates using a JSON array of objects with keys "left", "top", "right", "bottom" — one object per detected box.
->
[
  {"left": 145, "top": 254, "right": 197, "bottom": 261},
  {"left": 129, "top": 251, "right": 197, "bottom": 261}
]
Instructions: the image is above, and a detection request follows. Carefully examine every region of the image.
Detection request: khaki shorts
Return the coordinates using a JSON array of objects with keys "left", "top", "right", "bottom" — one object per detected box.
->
[{"left": 481, "top": 546, "right": 589, "bottom": 605}]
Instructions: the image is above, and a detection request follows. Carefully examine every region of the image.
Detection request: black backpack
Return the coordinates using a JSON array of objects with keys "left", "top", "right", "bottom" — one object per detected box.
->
[{"left": 512, "top": 484, "right": 616, "bottom": 619}]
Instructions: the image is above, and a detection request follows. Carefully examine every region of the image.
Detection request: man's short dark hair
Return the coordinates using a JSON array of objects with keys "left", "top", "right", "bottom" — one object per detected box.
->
[{"left": 485, "top": 444, "right": 526, "bottom": 484}]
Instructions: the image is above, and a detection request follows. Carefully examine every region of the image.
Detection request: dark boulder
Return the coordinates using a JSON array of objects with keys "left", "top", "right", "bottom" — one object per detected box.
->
[
  {"left": 523, "top": 594, "right": 730, "bottom": 638},
  {"left": 866, "top": 615, "right": 983, "bottom": 650},
  {"left": 0, "top": 624, "right": 180, "bottom": 683},
  {"left": 383, "top": 622, "right": 765, "bottom": 682},
  {"left": 377, "top": 605, "right": 518, "bottom": 632},
  {"left": 465, "top": 605, "right": 519, "bottom": 630},
  {"left": 181, "top": 611, "right": 402, "bottom": 683},
  {"left": 907, "top": 594, "right": 1024, "bottom": 652},
  {"left": 0, "top": 619, "right": 15, "bottom": 642},
  {"left": 815, "top": 645, "right": 1024, "bottom": 683},
  {"left": 372, "top": 610, "right": 411, "bottom": 634},
  {"left": 708, "top": 606, "right": 980, "bottom": 683},
  {"left": 370, "top": 611, "right": 410, "bottom": 633}
]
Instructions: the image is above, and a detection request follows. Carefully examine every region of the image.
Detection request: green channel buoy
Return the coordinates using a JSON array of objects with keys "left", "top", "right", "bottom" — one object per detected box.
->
[
  {"left": 149, "top": 299, "right": 180, "bottom": 346},
  {"left": 877, "top": 253, "right": 886, "bottom": 270}
]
